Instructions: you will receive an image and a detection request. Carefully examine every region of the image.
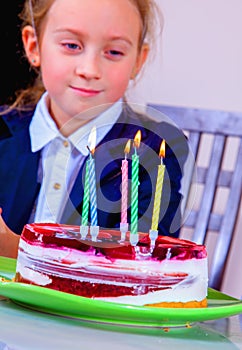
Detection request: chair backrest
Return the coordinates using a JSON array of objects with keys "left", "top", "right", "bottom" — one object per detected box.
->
[{"left": 147, "top": 104, "right": 242, "bottom": 290}]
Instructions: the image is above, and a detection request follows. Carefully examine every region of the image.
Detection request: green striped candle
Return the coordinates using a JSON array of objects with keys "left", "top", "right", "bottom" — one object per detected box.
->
[
  {"left": 130, "top": 130, "right": 141, "bottom": 245},
  {"left": 81, "top": 159, "right": 90, "bottom": 226}
]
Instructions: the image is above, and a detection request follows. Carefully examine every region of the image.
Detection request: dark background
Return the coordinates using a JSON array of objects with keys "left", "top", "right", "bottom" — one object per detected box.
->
[{"left": 0, "top": 1, "right": 35, "bottom": 105}]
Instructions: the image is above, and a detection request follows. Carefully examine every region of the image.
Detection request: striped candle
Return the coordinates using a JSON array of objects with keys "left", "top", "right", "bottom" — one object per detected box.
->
[
  {"left": 89, "top": 154, "right": 98, "bottom": 226},
  {"left": 121, "top": 140, "right": 131, "bottom": 225},
  {"left": 87, "top": 127, "right": 98, "bottom": 235},
  {"left": 151, "top": 162, "right": 165, "bottom": 231},
  {"left": 151, "top": 140, "right": 166, "bottom": 232},
  {"left": 81, "top": 159, "right": 90, "bottom": 226},
  {"left": 120, "top": 140, "right": 131, "bottom": 241},
  {"left": 130, "top": 131, "right": 141, "bottom": 243}
]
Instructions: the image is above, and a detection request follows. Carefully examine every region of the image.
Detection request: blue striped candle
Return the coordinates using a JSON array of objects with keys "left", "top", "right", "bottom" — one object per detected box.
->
[{"left": 88, "top": 126, "right": 98, "bottom": 231}]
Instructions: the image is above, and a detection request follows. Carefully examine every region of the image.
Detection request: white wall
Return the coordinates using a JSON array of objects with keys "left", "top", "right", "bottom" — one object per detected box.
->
[
  {"left": 128, "top": 0, "right": 242, "bottom": 298},
  {"left": 129, "top": 0, "right": 242, "bottom": 112}
]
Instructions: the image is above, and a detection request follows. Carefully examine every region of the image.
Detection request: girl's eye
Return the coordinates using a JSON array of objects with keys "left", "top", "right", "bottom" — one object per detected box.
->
[
  {"left": 63, "top": 43, "right": 82, "bottom": 51},
  {"left": 106, "top": 50, "right": 124, "bottom": 60},
  {"left": 110, "top": 50, "right": 122, "bottom": 56}
]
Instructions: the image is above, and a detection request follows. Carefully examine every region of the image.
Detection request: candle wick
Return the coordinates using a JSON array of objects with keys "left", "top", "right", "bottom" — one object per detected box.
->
[
  {"left": 160, "top": 157, "right": 163, "bottom": 165},
  {"left": 87, "top": 145, "right": 94, "bottom": 158}
]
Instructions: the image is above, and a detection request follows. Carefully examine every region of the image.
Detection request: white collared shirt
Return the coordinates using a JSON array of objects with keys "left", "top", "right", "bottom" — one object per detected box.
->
[{"left": 29, "top": 92, "right": 122, "bottom": 223}]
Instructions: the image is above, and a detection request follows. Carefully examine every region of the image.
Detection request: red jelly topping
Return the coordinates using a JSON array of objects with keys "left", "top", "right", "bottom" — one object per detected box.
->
[{"left": 21, "top": 223, "right": 207, "bottom": 261}]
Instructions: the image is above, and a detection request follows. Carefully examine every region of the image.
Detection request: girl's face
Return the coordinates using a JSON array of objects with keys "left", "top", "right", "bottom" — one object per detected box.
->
[{"left": 23, "top": 0, "right": 148, "bottom": 127}]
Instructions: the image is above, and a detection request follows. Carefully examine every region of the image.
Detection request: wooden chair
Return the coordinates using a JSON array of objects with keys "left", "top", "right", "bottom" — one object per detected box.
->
[{"left": 147, "top": 103, "right": 242, "bottom": 290}]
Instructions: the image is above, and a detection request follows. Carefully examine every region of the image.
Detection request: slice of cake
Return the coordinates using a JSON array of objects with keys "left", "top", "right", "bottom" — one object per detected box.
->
[{"left": 15, "top": 223, "right": 208, "bottom": 308}]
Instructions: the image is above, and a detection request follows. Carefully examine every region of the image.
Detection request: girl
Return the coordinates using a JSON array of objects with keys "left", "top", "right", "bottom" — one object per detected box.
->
[{"left": 0, "top": 0, "right": 188, "bottom": 258}]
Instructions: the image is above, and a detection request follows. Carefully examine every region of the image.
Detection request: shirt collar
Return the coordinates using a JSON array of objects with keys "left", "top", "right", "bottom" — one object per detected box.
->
[
  {"left": 29, "top": 92, "right": 122, "bottom": 155},
  {"left": 29, "top": 92, "right": 58, "bottom": 152}
]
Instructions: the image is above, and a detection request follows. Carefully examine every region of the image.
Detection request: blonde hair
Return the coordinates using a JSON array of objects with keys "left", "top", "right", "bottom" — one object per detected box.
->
[{"left": 7, "top": 0, "right": 163, "bottom": 112}]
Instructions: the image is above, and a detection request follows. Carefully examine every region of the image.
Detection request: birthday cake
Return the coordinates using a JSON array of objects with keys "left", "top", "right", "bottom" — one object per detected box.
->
[{"left": 15, "top": 223, "right": 208, "bottom": 308}]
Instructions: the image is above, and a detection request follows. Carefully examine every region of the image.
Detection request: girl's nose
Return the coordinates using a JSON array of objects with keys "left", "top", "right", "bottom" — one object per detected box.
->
[{"left": 75, "top": 53, "right": 101, "bottom": 80}]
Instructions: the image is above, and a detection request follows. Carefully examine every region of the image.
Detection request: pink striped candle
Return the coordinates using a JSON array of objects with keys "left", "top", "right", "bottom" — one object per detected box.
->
[{"left": 120, "top": 140, "right": 131, "bottom": 233}]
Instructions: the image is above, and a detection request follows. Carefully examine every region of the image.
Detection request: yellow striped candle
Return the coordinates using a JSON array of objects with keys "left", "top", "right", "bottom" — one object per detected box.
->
[{"left": 151, "top": 140, "right": 166, "bottom": 231}]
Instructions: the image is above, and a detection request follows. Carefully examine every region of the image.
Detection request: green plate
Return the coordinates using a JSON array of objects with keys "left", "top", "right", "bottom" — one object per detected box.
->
[{"left": 0, "top": 256, "right": 241, "bottom": 328}]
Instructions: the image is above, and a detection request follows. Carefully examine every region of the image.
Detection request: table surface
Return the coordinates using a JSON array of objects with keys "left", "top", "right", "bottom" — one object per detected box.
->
[{"left": 0, "top": 296, "right": 241, "bottom": 350}]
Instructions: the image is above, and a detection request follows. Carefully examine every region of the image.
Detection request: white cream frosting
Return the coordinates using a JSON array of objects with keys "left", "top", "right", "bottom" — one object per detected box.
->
[{"left": 16, "top": 237, "right": 208, "bottom": 305}]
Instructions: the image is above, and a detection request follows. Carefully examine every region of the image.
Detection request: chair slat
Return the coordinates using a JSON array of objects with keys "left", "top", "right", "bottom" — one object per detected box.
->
[
  {"left": 147, "top": 103, "right": 242, "bottom": 290},
  {"left": 187, "top": 131, "right": 200, "bottom": 159},
  {"left": 209, "top": 139, "right": 242, "bottom": 289},
  {"left": 149, "top": 105, "right": 242, "bottom": 136},
  {"left": 192, "top": 135, "right": 225, "bottom": 244},
  {"left": 196, "top": 167, "right": 233, "bottom": 187},
  {"left": 184, "top": 210, "right": 223, "bottom": 232}
]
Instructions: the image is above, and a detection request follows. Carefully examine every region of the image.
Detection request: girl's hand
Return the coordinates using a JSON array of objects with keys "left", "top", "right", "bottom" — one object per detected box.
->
[{"left": 0, "top": 208, "right": 20, "bottom": 258}]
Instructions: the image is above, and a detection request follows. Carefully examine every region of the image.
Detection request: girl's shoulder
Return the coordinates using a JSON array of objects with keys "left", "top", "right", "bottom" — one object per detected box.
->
[
  {"left": 0, "top": 105, "right": 35, "bottom": 122},
  {"left": 0, "top": 105, "right": 36, "bottom": 136}
]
